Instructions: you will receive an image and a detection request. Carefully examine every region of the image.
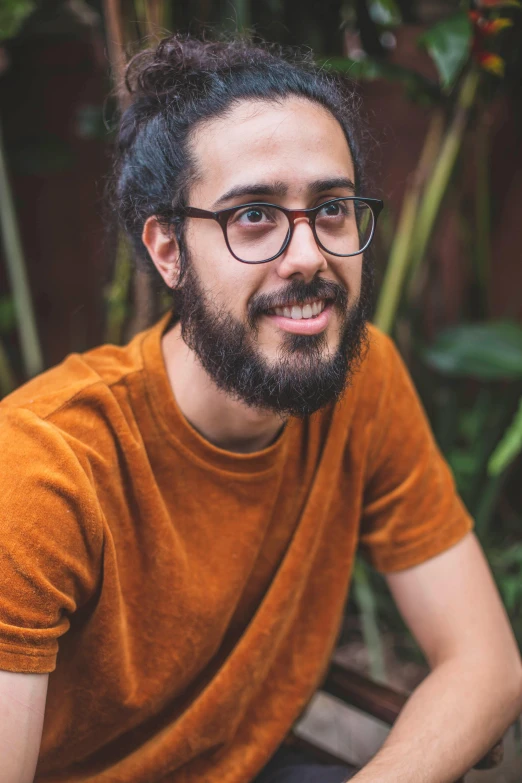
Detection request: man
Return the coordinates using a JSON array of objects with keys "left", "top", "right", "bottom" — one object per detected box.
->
[{"left": 0, "top": 35, "right": 520, "bottom": 783}]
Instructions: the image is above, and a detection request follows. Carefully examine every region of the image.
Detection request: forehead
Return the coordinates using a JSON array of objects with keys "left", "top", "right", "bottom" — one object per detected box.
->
[{"left": 188, "top": 97, "right": 355, "bottom": 202}]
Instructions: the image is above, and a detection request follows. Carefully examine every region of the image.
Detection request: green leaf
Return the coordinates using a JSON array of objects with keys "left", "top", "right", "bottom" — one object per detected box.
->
[
  {"left": 488, "top": 397, "right": 522, "bottom": 476},
  {"left": 500, "top": 576, "right": 522, "bottom": 613},
  {"left": 321, "top": 56, "right": 438, "bottom": 100},
  {"left": 448, "top": 449, "right": 479, "bottom": 477},
  {"left": 422, "top": 322, "right": 522, "bottom": 380},
  {"left": 368, "top": 0, "right": 402, "bottom": 27},
  {"left": 459, "top": 408, "right": 482, "bottom": 442},
  {"left": 491, "top": 543, "right": 522, "bottom": 569},
  {"left": 418, "top": 10, "right": 472, "bottom": 90},
  {"left": 0, "top": 0, "right": 35, "bottom": 41}
]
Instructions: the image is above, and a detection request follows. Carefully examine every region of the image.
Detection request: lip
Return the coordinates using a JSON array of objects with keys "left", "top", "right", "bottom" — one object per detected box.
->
[{"left": 264, "top": 301, "right": 333, "bottom": 335}]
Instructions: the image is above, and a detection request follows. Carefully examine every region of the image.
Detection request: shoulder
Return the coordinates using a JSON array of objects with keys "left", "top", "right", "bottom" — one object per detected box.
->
[
  {"left": 0, "top": 404, "right": 101, "bottom": 515},
  {"left": 2, "top": 333, "right": 145, "bottom": 418},
  {"left": 0, "top": 324, "right": 158, "bottom": 514},
  {"left": 0, "top": 318, "right": 161, "bottom": 444},
  {"left": 0, "top": 404, "right": 105, "bottom": 592}
]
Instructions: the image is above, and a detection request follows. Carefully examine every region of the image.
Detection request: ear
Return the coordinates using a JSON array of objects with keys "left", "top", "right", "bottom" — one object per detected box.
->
[{"left": 142, "top": 216, "right": 181, "bottom": 288}]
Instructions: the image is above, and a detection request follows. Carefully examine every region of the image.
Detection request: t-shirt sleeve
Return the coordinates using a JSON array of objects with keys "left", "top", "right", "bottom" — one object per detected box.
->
[
  {"left": 0, "top": 407, "right": 102, "bottom": 673},
  {"left": 358, "top": 331, "right": 473, "bottom": 573}
]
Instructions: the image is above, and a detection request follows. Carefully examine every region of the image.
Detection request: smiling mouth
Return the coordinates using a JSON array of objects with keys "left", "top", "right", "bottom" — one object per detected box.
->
[{"left": 268, "top": 299, "right": 329, "bottom": 320}]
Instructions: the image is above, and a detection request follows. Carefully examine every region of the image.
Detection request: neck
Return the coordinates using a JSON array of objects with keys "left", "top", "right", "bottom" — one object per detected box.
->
[{"left": 161, "top": 322, "right": 286, "bottom": 454}]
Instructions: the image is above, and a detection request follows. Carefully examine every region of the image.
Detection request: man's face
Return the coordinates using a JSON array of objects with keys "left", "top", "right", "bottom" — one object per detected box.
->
[{"left": 172, "top": 97, "right": 372, "bottom": 417}]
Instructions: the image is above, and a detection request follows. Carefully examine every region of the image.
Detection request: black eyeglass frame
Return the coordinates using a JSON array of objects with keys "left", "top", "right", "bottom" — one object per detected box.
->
[{"left": 183, "top": 196, "right": 384, "bottom": 264}]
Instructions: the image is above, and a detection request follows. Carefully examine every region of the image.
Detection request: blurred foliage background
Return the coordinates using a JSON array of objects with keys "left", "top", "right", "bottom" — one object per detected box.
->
[{"left": 0, "top": 0, "right": 522, "bottom": 687}]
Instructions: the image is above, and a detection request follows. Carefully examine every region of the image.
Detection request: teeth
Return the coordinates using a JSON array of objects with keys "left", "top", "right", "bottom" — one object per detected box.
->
[{"left": 273, "top": 300, "right": 326, "bottom": 319}]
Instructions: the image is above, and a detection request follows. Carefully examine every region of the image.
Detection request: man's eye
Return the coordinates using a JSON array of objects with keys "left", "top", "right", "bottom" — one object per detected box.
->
[
  {"left": 234, "top": 207, "right": 275, "bottom": 225},
  {"left": 318, "top": 202, "right": 345, "bottom": 218},
  {"left": 243, "top": 209, "right": 264, "bottom": 223}
]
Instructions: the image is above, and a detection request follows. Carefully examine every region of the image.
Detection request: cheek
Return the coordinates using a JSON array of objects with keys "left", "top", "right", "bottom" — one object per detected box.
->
[
  {"left": 338, "top": 259, "right": 362, "bottom": 302},
  {"left": 185, "top": 221, "right": 218, "bottom": 266},
  {"left": 186, "top": 223, "right": 265, "bottom": 312}
]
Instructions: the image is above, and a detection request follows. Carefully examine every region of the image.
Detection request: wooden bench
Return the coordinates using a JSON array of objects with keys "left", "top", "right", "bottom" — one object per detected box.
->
[{"left": 289, "top": 661, "right": 504, "bottom": 781}]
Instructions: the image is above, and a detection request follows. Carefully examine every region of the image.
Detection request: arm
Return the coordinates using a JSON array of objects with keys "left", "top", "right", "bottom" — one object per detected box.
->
[
  {"left": 351, "top": 532, "right": 522, "bottom": 783},
  {"left": 0, "top": 670, "right": 48, "bottom": 783}
]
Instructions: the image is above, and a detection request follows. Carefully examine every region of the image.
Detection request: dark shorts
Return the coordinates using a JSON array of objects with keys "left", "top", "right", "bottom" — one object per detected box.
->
[{"left": 253, "top": 745, "right": 358, "bottom": 783}]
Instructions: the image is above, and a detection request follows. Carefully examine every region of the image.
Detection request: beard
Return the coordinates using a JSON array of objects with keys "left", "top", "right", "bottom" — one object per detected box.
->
[{"left": 172, "top": 255, "right": 373, "bottom": 418}]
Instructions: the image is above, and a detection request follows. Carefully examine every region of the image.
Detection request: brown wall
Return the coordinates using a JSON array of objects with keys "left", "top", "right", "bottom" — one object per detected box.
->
[
  {"left": 0, "top": 9, "right": 109, "bottom": 368},
  {"left": 1, "top": 17, "right": 520, "bottom": 371}
]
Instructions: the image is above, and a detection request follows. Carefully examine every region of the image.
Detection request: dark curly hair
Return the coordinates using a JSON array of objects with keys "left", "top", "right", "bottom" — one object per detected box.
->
[{"left": 112, "top": 34, "right": 366, "bottom": 276}]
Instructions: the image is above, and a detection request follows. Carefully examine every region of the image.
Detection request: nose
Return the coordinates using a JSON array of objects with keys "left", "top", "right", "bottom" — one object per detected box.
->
[{"left": 276, "top": 217, "right": 328, "bottom": 282}]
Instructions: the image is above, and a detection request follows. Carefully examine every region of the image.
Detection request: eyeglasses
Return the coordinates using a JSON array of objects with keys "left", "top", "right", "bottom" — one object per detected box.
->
[{"left": 184, "top": 197, "right": 384, "bottom": 265}]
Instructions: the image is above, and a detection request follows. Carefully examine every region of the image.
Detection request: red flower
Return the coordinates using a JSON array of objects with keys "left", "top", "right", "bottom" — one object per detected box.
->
[
  {"left": 475, "top": 52, "right": 506, "bottom": 74},
  {"left": 469, "top": 12, "right": 514, "bottom": 32},
  {"left": 468, "top": 1, "right": 517, "bottom": 76}
]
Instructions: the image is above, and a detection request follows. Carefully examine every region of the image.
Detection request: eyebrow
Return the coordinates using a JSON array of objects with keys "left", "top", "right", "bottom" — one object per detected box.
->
[{"left": 212, "top": 176, "right": 356, "bottom": 209}]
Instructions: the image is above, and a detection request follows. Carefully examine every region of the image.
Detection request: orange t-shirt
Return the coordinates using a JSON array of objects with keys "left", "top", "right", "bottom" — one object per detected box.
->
[{"left": 0, "top": 314, "right": 472, "bottom": 783}]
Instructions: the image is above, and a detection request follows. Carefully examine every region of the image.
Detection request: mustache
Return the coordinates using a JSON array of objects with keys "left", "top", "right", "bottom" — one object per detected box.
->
[{"left": 248, "top": 278, "right": 349, "bottom": 323}]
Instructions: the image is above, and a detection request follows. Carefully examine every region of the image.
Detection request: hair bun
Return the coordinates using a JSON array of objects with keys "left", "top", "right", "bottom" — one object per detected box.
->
[{"left": 125, "top": 34, "right": 274, "bottom": 99}]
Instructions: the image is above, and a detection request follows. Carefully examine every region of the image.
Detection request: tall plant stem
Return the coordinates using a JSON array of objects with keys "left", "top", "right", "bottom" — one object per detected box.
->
[
  {"left": 0, "top": 119, "right": 43, "bottom": 377},
  {"left": 373, "top": 185, "right": 421, "bottom": 335},
  {"left": 103, "top": 0, "right": 128, "bottom": 107},
  {"left": 360, "top": 110, "right": 444, "bottom": 680},
  {"left": 407, "top": 69, "right": 480, "bottom": 297},
  {"left": 0, "top": 339, "right": 16, "bottom": 398},
  {"left": 374, "top": 110, "right": 444, "bottom": 334},
  {"left": 143, "top": 0, "right": 166, "bottom": 35},
  {"left": 103, "top": 0, "right": 157, "bottom": 339},
  {"left": 231, "top": 0, "right": 251, "bottom": 31},
  {"left": 475, "top": 111, "right": 491, "bottom": 299},
  {"left": 353, "top": 558, "right": 386, "bottom": 683},
  {"left": 105, "top": 235, "right": 132, "bottom": 344}
]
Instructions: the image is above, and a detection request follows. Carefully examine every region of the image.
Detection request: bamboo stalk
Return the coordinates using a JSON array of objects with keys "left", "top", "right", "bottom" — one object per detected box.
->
[
  {"left": 407, "top": 69, "right": 480, "bottom": 297},
  {"left": 475, "top": 111, "right": 491, "bottom": 297},
  {"left": 132, "top": 0, "right": 148, "bottom": 43},
  {"left": 143, "top": 0, "right": 165, "bottom": 34},
  {"left": 0, "top": 338, "right": 16, "bottom": 397},
  {"left": 374, "top": 186, "right": 420, "bottom": 335},
  {"left": 374, "top": 110, "right": 445, "bottom": 334},
  {"left": 231, "top": 0, "right": 251, "bottom": 32},
  {"left": 105, "top": 234, "right": 133, "bottom": 344},
  {"left": 353, "top": 35, "right": 443, "bottom": 679},
  {"left": 103, "top": 0, "right": 129, "bottom": 108},
  {"left": 125, "top": 0, "right": 167, "bottom": 336},
  {"left": 353, "top": 558, "right": 386, "bottom": 683},
  {"left": 0, "top": 118, "right": 43, "bottom": 377},
  {"left": 102, "top": 0, "right": 157, "bottom": 339}
]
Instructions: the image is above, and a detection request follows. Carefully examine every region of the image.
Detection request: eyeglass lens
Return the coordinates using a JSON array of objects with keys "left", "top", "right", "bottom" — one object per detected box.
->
[{"left": 225, "top": 199, "right": 374, "bottom": 263}]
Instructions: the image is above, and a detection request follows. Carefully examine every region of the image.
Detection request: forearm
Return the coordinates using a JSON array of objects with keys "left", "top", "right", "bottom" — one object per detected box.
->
[{"left": 350, "top": 657, "right": 522, "bottom": 783}]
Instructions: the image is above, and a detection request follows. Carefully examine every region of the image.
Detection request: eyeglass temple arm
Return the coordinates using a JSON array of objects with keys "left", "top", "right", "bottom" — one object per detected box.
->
[
  {"left": 365, "top": 198, "right": 384, "bottom": 216},
  {"left": 184, "top": 206, "right": 216, "bottom": 219}
]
